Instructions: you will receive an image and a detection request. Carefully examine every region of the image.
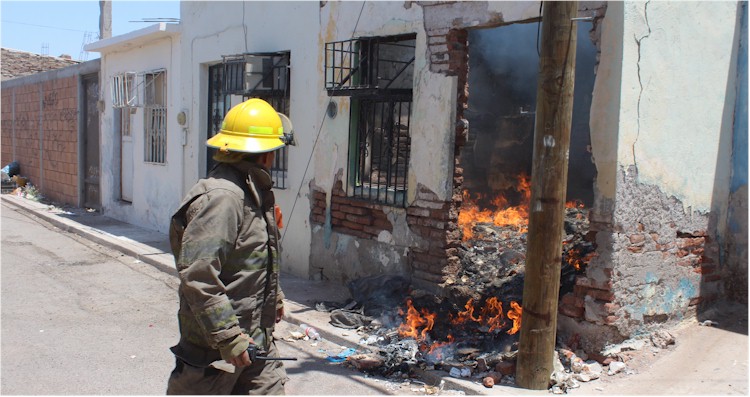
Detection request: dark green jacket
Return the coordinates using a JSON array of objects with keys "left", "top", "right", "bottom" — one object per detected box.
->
[{"left": 169, "top": 161, "right": 283, "bottom": 366}]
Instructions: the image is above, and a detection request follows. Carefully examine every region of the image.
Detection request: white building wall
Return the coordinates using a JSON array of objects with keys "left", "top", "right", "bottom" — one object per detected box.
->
[
  {"left": 618, "top": 1, "right": 738, "bottom": 212},
  {"left": 179, "top": 1, "right": 321, "bottom": 278},
  {"left": 97, "top": 33, "right": 182, "bottom": 234}
]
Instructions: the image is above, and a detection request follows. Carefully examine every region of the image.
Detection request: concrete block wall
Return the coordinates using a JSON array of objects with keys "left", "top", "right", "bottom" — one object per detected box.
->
[
  {"left": 1, "top": 76, "right": 79, "bottom": 205},
  {"left": 1, "top": 60, "right": 99, "bottom": 206}
]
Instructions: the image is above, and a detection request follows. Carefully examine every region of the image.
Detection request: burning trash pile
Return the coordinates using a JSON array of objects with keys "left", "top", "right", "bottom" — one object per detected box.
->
[
  {"left": 448, "top": 173, "right": 597, "bottom": 306},
  {"left": 315, "top": 173, "right": 601, "bottom": 391}
]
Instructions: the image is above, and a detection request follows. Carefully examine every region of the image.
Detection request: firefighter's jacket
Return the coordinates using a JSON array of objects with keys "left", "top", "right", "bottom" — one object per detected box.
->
[{"left": 168, "top": 161, "right": 284, "bottom": 367}]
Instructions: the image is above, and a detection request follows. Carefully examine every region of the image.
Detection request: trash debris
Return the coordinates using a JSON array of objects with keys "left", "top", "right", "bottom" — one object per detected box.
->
[
  {"left": 607, "top": 361, "right": 626, "bottom": 375},
  {"left": 300, "top": 323, "right": 321, "bottom": 340},
  {"left": 650, "top": 330, "right": 675, "bottom": 349},
  {"left": 700, "top": 320, "right": 718, "bottom": 327},
  {"left": 347, "top": 353, "right": 385, "bottom": 370},
  {"left": 602, "top": 339, "right": 646, "bottom": 356},
  {"left": 288, "top": 331, "right": 305, "bottom": 340},
  {"left": 482, "top": 372, "right": 502, "bottom": 388},
  {"left": 326, "top": 347, "right": 357, "bottom": 363}
]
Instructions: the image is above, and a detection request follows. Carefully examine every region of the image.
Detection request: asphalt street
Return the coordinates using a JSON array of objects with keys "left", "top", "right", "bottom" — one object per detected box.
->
[{"left": 0, "top": 201, "right": 467, "bottom": 395}]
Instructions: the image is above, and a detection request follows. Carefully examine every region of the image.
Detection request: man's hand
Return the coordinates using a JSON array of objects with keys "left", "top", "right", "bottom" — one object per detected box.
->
[
  {"left": 276, "top": 306, "right": 284, "bottom": 323},
  {"left": 228, "top": 349, "right": 251, "bottom": 368},
  {"left": 220, "top": 333, "right": 255, "bottom": 368}
]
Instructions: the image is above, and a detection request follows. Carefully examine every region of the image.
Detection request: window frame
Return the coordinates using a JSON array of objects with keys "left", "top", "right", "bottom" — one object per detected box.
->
[{"left": 326, "top": 34, "right": 416, "bottom": 207}]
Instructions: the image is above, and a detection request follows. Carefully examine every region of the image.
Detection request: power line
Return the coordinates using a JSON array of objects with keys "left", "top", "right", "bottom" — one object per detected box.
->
[{"left": 2, "top": 20, "right": 94, "bottom": 33}]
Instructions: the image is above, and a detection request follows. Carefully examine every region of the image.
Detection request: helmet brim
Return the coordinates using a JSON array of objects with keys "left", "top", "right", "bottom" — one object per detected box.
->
[{"left": 206, "top": 132, "right": 285, "bottom": 154}]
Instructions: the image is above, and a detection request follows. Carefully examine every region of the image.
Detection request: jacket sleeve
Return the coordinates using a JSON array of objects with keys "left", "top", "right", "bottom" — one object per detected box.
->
[{"left": 176, "top": 189, "right": 243, "bottom": 347}]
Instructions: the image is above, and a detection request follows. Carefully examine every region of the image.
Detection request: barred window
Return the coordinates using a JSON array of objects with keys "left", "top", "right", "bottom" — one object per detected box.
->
[
  {"left": 351, "top": 96, "right": 411, "bottom": 207},
  {"left": 144, "top": 71, "right": 167, "bottom": 164},
  {"left": 326, "top": 34, "right": 415, "bottom": 207},
  {"left": 207, "top": 53, "right": 291, "bottom": 188}
]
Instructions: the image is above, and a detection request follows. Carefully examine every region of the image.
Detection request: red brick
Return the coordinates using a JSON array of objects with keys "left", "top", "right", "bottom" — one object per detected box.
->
[
  {"left": 561, "top": 293, "right": 584, "bottom": 308},
  {"left": 495, "top": 361, "right": 516, "bottom": 376},
  {"left": 559, "top": 304, "right": 584, "bottom": 318},
  {"left": 587, "top": 289, "right": 615, "bottom": 302},
  {"left": 345, "top": 213, "right": 372, "bottom": 225},
  {"left": 629, "top": 234, "right": 646, "bottom": 245}
]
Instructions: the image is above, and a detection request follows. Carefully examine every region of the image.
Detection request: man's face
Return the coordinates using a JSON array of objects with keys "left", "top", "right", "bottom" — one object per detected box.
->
[{"left": 261, "top": 151, "right": 276, "bottom": 169}]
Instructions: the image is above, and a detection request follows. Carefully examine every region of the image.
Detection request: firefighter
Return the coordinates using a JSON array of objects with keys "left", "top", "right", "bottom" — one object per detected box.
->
[{"left": 167, "top": 98, "right": 293, "bottom": 395}]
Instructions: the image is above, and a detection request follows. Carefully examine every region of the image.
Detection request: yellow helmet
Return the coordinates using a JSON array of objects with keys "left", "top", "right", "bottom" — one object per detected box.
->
[{"left": 207, "top": 98, "right": 285, "bottom": 154}]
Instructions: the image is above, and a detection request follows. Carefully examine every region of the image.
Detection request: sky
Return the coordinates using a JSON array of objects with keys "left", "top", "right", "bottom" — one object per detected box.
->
[{"left": 1, "top": 0, "right": 180, "bottom": 61}]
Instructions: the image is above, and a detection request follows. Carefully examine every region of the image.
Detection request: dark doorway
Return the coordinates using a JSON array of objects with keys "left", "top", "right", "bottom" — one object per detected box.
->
[{"left": 82, "top": 74, "right": 101, "bottom": 210}]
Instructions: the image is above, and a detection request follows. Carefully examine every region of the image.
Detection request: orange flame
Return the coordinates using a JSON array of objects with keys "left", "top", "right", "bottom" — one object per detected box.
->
[
  {"left": 458, "top": 174, "right": 532, "bottom": 241},
  {"left": 481, "top": 297, "right": 505, "bottom": 333},
  {"left": 398, "top": 298, "right": 436, "bottom": 341},
  {"left": 426, "top": 334, "right": 455, "bottom": 361},
  {"left": 451, "top": 298, "right": 482, "bottom": 325},
  {"left": 450, "top": 298, "right": 522, "bottom": 335},
  {"left": 506, "top": 301, "right": 523, "bottom": 335}
]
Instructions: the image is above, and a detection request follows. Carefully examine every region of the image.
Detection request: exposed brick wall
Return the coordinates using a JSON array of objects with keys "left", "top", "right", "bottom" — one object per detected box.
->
[
  {"left": 310, "top": 181, "right": 393, "bottom": 240},
  {"left": 1, "top": 76, "right": 80, "bottom": 205}
]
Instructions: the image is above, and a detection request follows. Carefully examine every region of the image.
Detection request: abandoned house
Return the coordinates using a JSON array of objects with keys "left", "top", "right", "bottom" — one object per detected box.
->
[{"left": 2, "top": 1, "right": 745, "bottom": 356}]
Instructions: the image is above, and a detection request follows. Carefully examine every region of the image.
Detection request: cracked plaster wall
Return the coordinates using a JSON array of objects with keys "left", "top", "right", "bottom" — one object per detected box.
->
[
  {"left": 311, "top": 1, "right": 458, "bottom": 282},
  {"left": 580, "top": 1, "right": 743, "bottom": 345}
]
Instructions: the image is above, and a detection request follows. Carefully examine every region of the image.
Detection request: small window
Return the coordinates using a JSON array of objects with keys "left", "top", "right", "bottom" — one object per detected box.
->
[
  {"left": 144, "top": 71, "right": 167, "bottom": 164},
  {"left": 326, "top": 34, "right": 415, "bottom": 207}
]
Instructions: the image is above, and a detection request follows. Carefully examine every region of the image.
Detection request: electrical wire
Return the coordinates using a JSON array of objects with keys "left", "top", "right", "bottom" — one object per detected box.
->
[
  {"left": 2, "top": 20, "right": 94, "bottom": 33},
  {"left": 281, "top": 0, "right": 367, "bottom": 243}
]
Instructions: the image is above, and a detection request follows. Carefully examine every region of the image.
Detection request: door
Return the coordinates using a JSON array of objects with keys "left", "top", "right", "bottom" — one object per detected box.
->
[
  {"left": 120, "top": 107, "right": 134, "bottom": 202},
  {"left": 82, "top": 74, "right": 101, "bottom": 209}
]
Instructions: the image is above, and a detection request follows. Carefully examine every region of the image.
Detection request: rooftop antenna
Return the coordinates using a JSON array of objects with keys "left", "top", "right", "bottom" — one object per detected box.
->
[
  {"left": 128, "top": 18, "right": 180, "bottom": 23},
  {"left": 79, "top": 31, "right": 95, "bottom": 61}
]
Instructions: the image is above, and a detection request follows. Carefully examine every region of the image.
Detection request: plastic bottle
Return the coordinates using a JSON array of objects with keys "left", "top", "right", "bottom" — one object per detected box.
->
[{"left": 300, "top": 323, "right": 321, "bottom": 340}]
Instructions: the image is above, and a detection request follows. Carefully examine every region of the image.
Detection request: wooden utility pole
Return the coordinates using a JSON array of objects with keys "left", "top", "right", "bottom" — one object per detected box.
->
[{"left": 516, "top": 1, "right": 578, "bottom": 390}]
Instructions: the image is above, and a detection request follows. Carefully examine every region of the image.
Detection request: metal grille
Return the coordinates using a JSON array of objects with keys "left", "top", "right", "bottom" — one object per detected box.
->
[
  {"left": 325, "top": 34, "right": 416, "bottom": 94},
  {"left": 120, "top": 107, "right": 131, "bottom": 137},
  {"left": 207, "top": 54, "right": 291, "bottom": 188},
  {"left": 349, "top": 96, "right": 412, "bottom": 207},
  {"left": 144, "top": 71, "right": 167, "bottom": 164},
  {"left": 111, "top": 73, "right": 137, "bottom": 108},
  {"left": 144, "top": 107, "right": 167, "bottom": 163},
  {"left": 207, "top": 64, "right": 230, "bottom": 174}
]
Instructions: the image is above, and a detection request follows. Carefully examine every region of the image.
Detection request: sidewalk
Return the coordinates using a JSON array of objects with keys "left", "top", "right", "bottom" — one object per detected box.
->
[{"left": 1, "top": 193, "right": 509, "bottom": 395}]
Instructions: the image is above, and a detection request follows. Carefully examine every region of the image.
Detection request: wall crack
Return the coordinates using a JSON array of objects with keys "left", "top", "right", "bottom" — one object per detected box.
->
[{"left": 634, "top": 0, "right": 652, "bottom": 171}]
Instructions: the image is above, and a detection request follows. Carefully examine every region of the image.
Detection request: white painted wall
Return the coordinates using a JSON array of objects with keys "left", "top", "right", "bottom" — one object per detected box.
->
[
  {"left": 94, "top": 29, "right": 182, "bottom": 234},
  {"left": 617, "top": 1, "right": 739, "bottom": 212},
  {"left": 179, "top": 1, "right": 321, "bottom": 278}
]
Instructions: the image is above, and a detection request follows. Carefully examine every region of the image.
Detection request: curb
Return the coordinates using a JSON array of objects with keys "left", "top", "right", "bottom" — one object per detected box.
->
[
  {"left": 1, "top": 194, "right": 491, "bottom": 395},
  {"left": 1, "top": 195, "right": 177, "bottom": 276}
]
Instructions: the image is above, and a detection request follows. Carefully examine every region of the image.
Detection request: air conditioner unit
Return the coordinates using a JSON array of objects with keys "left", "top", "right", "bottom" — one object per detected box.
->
[{"left": 244, "top": 56, "right": 288, "bottom": 92}]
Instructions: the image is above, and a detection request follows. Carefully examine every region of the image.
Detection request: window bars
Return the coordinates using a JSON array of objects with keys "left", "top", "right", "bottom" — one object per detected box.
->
[
  {"left": 111, "top": 72, "right": 137, "bottom": 108},
  {"left": 326, "top": 34, "right": 416, "bottom": 207},
  {"left": 325, "top": 34, "right": 416, "bottom": 94},
  {"left": 349, "top": 95, "right": 412, "bottom": 207},
  {"left": 207, "top": 53, "right": 291, "bottom": 188},
  {"left": 144, "top": 71, "right": 167, "bottom": 164}
]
